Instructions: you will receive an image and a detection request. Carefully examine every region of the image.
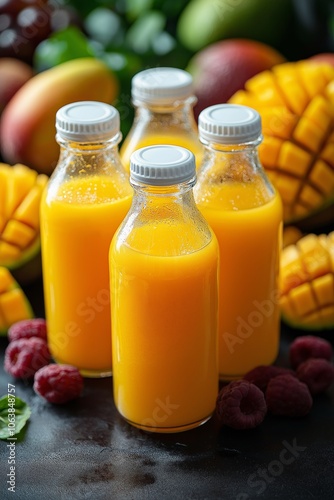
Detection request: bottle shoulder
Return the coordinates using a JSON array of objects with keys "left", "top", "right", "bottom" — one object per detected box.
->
[
  {"left": 113, "top": 194, "right": 213, "bottom": 256},
  {"left": 195, "top": 148, "right": 278, "bottom": 210},
  {"left": 44, "top": 155, "right": 132, "bottom": 205}
]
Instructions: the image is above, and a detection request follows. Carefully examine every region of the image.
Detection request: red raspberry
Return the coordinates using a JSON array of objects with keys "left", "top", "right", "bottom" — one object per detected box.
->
[
  {"left": 216, "top": 380, "right": 267, "bottom": 430},
  {"left": 289, "top": 335, "right": 332, "bottom": 369},
  {"left": 266, "top": 374, "right": 313, "bottom": 417},
  {"left": 296, "top": 358, "right": 334, "bottom": 395},
  {"left": 4, "top": 337, "right": 51, "bottom": 379},
  {"left": 34, "top": 364, "right": 83, "bottom": 404},
  {"left": 8, "top": 318, "right": 47, "bottom": 342},
  {"left": 243, "top": 365, "right": 295, "bottom": 392}
]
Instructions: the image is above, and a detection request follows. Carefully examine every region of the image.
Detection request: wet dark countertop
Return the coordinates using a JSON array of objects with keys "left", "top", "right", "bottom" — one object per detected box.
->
[{"left": 1, "top": 278, "right": 334, "bottom": 500}]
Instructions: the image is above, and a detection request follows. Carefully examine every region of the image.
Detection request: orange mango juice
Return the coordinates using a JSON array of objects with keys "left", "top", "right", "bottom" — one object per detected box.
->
[
  {"left": 110, "top": 224, "right": 219, "bottom": 432},
  {"left": 120, "top": 133, "right": 203, "bottom": 171},
  {"left": 196, "top": 180, "right": 282, "bottom": 379},
  {"left": 41, "top": 175, "right": 132, "bottom": 376}
]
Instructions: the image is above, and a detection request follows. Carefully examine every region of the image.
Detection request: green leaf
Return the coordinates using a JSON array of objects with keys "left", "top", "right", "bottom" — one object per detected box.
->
[
  {"left": 0, "top": 395, "right": 31, "bottom": 440},
  {"left": 34, "top": 26, "right": 95, "bottom": 72}
]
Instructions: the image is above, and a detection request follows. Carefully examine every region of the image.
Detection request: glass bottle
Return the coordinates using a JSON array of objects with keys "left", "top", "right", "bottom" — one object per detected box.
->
[
  {"left": 120, "top": 67, "right": 203, "bottom": 170},
  {"left": 110, "top": 145, "right": 219, "bottom": 432},
  {"left": 40, "top": 101, "right": 133, "bottom": 377},
  {"left": 194, "top": 104, "right": 283, "bottom": 380}
]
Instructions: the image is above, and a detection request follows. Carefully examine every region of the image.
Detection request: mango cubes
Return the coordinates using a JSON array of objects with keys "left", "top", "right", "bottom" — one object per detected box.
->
[
  {"left": 0, "top": 266, "right": 33, "bottom": 335},
  {"left": 230, "top": 61, "right": 334, "bottom": 224},
  {"left": 280, "top": 232, "right": 334, "bottom": 329},
  {"left": 0, "top": 163, "right": 47, "bottom": 283}
]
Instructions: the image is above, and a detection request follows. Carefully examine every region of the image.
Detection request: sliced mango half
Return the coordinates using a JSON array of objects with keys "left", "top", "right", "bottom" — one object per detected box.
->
[{"left": 0, "top": 163, "right": 48, "bottom": 283}]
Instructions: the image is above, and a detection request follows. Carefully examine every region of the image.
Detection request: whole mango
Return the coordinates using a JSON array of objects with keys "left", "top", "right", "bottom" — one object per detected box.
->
[
  {"left": 280, "top": 232, "right": 334, "bottom": 330},
  {"left": 187, "top": 39, "right": 285, "bottom": 119},
  {"left": 230, "top": 60, "right": 334, "bottom": 225},
  {"left": 0, "top": 58, "right": 119, "bottom": 175},
  {"left": 0, "top": 58, "right": 34, "bottom": 114}
]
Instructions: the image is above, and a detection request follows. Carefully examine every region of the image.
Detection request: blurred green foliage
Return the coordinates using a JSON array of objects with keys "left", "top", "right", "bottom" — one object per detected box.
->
[{"left": 32, "top": 0, "right": 334, "bottom": 136}]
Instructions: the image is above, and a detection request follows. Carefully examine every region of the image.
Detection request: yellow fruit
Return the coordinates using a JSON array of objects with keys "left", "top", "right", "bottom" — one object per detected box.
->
[
  {"left": 0, "top": 267, "right": 33, "bottom": 335},
  {"left": 230, "top": 60, "right": 334, "bottom": 224},
  {"left": 0, "top": 163, "right": 48, "bottom": 284},
  {"left": 280, "top": 231, "right": 334, "bottom": 330}
]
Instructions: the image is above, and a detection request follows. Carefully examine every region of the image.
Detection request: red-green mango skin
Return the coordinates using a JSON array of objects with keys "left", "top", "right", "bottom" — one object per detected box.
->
[{"left": 0, "top": 58, "right": 118, "bottom": 175}]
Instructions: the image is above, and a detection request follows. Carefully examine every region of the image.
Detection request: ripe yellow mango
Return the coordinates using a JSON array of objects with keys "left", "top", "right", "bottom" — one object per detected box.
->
[{"left": 0, "top": 58, "right": 118, "bottom": 175}]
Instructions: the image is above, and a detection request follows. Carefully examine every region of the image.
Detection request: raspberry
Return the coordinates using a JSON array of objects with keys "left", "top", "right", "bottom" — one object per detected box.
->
[
  {"left": 243, "top": 365, "right": 295, "bottom": 392},
  {"left": 4, "top": 337, "right": 51, "bottom": 379},
  {"left": 34, "top": 364, "right": 83, "bottom": 404},
  {"left": 216, "top": 380, "right": 267, "bottom": 430},
  {"left": 266, "top": 374, "right": 313, "bottom": 417},
  {"left": 296, "top": 358, "right": 334, "bottom": 395},
  {"left": 8, "top": 318, "right": 47, "bottom": 343},
  {"left": 289, "top": 335, "right": 332, "bottom": 369}
]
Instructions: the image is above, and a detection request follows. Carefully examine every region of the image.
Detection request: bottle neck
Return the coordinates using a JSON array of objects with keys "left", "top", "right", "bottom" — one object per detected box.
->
[
  {"left": 132, "top": 96, "right": 197, "bottom": 123},
  {"left": 131, "top": 176, "right": 196, "bottom": 199},
  {"left": 57, "top": 133, "right": 122, "bottom": 153},
  {"left": 202, "top": 137, "right": 262, "bottom": 153}
]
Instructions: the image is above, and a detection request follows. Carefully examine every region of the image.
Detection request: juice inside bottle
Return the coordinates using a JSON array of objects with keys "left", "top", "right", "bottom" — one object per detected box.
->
[
  {"left": 197, "top": 180, "right": 282, "bottom": 379},
  {"left": 120, "top": 67, "right": 203, "bottom": 171},
  {"left": 42, "top": 176, "right": 132, "bottom": 375},
  {"left": 194, "top": 104, "right": 283, "bottom": 379},
  {"left": 40, "top": 101, "right": 132, "bottom": 377},
  {"left": 110, "top": 145, "right": 219, "bottom": 432}
]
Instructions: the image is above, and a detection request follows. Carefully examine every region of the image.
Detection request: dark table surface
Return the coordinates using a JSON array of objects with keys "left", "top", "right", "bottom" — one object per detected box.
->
[{"left": 1, "top": 277, "right": 334, "bottom": 500}]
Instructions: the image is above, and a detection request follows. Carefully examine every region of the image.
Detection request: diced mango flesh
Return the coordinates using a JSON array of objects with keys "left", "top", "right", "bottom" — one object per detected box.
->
[
  {"left": 0, "top": 267, "right": 14, "bottom": 294},
  {"left": 230, "top": 61, "right": 334, "bottom": 223},
  {"left": 0, "top": 289, "right": 31, "bottom": 325},
  {"left": 280, "top": 232, "right": 334, "bottom": 329},
  {"left": 0, "top": 164, "right": 47, "bottom": 266},
  {"left": 0, "top": 266, "right": 33, "bottom": 333},
  {"left": 2, "top": 220, "right": 36, "bottom": 249}
]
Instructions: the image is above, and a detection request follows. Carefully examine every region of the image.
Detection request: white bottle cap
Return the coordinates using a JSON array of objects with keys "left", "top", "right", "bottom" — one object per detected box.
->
[
  {"left": 198, "top": 104, "right": 262, "bottom": 144},
  {"left": 56, "top": 101, "right": 121, "bottom": 141},
  {"left": 130, "top": 145, "right": 195, "bottom": 186},
  {"left": 131, "top": 67, "right": 194, "bottom": 105}
]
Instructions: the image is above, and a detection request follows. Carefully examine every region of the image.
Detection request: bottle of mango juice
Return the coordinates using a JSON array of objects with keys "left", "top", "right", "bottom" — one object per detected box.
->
[
  {"left": 110, "top": 145, "right": 219, "bottom": 432},
  {"left": 40, "top": 101, "right": 132, "bottom": 377},
  {"left": 120, "top": 67, "right": 203, "bottom": 171},
  {"left": 194, "top": 104, "right": 283, "bottom": 380}
]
